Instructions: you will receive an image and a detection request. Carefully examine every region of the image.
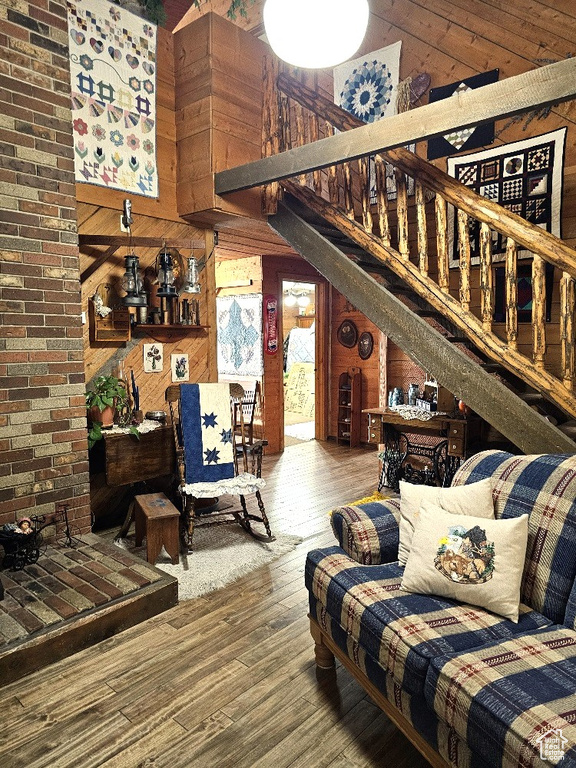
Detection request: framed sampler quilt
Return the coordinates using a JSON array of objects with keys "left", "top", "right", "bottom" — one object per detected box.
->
[{"left": 447, "top": 128, "right": 566, "bottom": 267}]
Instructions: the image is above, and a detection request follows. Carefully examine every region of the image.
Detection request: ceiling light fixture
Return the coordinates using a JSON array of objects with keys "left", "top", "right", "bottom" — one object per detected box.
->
[{"left": 263, "top": 0, "right": 370, "bottom": 69}]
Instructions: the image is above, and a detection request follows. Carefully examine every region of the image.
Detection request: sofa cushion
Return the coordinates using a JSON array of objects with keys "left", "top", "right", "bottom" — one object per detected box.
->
[
  {"left": 452, "top": 451, "right": 576, "bottom": 624},
  {"left": 425, "top": 626, "right": 576, "bottom": 768},
  {"left": 305, "top": 546, "right": 550, "bottom": 699},
  {"left": 398, "top": 477, "right": 494, "bottom": 566},
  {"left": 330, "top": 498, "right": 401, "bottom": 564},
  {"left": 401, "top": 503, "right": 528, "bottom": 622}
]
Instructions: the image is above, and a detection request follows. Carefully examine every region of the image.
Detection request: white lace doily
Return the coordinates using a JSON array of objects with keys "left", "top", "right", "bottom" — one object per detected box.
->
[
  {"left": 389, "top": 405, "right": 449, "bottom": 421},
  {"left": 105, "top": 419, "right": 164, "bottom": 436},
  {"left": 181, "top": 472, "right": 266, "bottom": 498}
]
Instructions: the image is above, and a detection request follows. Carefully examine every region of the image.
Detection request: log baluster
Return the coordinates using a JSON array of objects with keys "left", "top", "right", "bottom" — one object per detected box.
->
[
  {"left": 532, "top": 254, "right": 546, "bottom": 370},
  {"left": 457, "top": 209, "right": 471, "bottom": 312},
  {"left": 262, "top": 56, "right": 281, "bottom": 214},
  {"left": 395, "top": 168, "right": 409, "bottom": 259},
  {"left": 435, "top": 194, "right": 449, "bottom": 293},
  {"left": 359, "top": 156, "right": 373, "bottom": 232},
  {"left": 294, "top": 101, "right": 306, "bottom": 184},
  {"left": 415, "top": 181, "right": 428, "bottom": 276},
  {"left": 279, "top": 94, "right": 291, "bottom": 153},
  {"left": 325, "top": 122, "right": 339, "bottom": 206},
  {"left": 505, "top": 238, "right": 518, "bottom": 351},
  {"left": 479, "top": 222, "right": 493, "bottom": 332},
  {"left": 343, "top": 162, "right": 354, "bottom": 219},
  {"left": 309, "top": 112, "right": 322, "bottom": 195},
  {"left": 560, "top": 271, "right": 575, "bottom": 390},
  {"left": 374, "top": 155, "right": 390, "bottom": 246}
]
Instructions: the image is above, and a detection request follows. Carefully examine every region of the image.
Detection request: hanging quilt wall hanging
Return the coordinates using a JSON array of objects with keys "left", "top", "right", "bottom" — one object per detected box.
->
[
  {"left": 427, "top": 69, "right": 499, "bottom": 161},
  {"left": 67, "top": 0, "right": 159, "bottom": 198},
  {"left": 217, "top": 294, "right": 264, "bottom": 378},
  {"left": 447, "top": 127, "right": 566, "bottom": 268},
  {"left": 333, "top": 42, "right": 413, "bottom": 203}
]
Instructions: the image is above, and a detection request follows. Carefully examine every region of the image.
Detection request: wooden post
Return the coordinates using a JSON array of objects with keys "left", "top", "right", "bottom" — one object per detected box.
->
[
  {"left": 395, "top": 168, "right": 409, "bottom": 259},
  {"left": 359, "top": 156, "right": 372, "bottom": 232},
  {"left": 479, "top": 222, "right": 493, "bottom": 332},
  {"left": 457, "top": 209, "right": 471, "bottom": 312},
  {"left": 532, "top": 254, "right": 546, "bottom": 370},
  {"left": 505, "top": 238, "right": 518, "bottom": 351},
  {"left": 374, "top": 155, "right": 390, "bottom": 246},
  {"left": 560, "top": 271, "right": 575, "bottom": 390},
  {"left": 435, "top": 194, "right": 449, "bottom": 293},
  {"left": 415, "top": 181, "right": 428, "bottom": 277},
  {"left": 262, "top": 56, "right": 280, "bottom": 215}
]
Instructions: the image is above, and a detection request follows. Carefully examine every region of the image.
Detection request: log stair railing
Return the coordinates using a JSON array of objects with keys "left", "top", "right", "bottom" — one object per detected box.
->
[{"left": 261, "top": 65, "right": 576, "bottom": 422}]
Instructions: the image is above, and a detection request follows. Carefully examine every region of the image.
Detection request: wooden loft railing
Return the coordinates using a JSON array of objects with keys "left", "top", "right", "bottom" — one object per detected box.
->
[{"left": 259, "top": 62, "right": 576, "bottom": 420}]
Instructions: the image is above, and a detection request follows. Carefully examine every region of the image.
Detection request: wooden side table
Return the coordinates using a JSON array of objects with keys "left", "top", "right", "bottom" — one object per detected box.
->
[{"left": 134, "top": 492, "right": 180, "bottom": 565}]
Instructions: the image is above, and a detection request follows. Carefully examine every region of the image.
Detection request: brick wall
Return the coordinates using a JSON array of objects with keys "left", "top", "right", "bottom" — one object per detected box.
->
[{"left": 0, "top": 0, "right": 91, "bottom": 533}]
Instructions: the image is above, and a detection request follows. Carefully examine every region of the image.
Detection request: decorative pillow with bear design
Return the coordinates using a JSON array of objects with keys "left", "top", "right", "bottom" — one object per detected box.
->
[
  {"left": 401, "top": 501, "right": 529, "bottom": 622},
  {"left": 398, "top": 478, "right": 494, "bottom": 566}
]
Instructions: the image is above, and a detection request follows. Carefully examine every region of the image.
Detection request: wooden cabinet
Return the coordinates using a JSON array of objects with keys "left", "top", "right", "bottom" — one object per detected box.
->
[{"left": 337, "top": 368, "right": 361, "bottom": 448}]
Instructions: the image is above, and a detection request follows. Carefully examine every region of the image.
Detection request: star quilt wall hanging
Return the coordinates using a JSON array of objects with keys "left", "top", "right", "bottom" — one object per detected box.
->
[
  {"left": 217, "top": 294, "right": 264, "bottom": 378},
  {"left": 447, "top": 127, "right": 566, "bottom": 268},
  {"left": 333, "top": 42, "right": 413, "bottom": 203},
  {"left": 67, "top": 0, "right": 159, "bottom": 198},
  {"left": 180, "top": 384, "right": 235, "bottom": 484},
  {"left": 427, "top": 69, "right": 499, "bottom": 161}
]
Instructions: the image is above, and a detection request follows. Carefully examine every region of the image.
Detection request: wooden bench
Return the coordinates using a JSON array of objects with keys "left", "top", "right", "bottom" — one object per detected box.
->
[{"left": 134, "top": 492, "right": 180, "bottom": 565}]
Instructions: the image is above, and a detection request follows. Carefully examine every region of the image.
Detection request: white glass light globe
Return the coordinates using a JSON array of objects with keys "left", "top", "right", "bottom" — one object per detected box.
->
[
  {"left": 297, "top": 294, "right": 310, "bottom": 308},
  {"left": 263, "top": 0, "right": 370, "bottom": 69},
  {"left": 284, "top": 293, "right": 297, "bottom": 307}
]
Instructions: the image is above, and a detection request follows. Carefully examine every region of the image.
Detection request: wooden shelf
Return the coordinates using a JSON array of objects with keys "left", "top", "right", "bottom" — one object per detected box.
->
[
  {"left": 134, "top": 324, "right": 208, "bottom": 342},
  {"left": 337, "top": 368, "right": 361, "bottom": 447}
]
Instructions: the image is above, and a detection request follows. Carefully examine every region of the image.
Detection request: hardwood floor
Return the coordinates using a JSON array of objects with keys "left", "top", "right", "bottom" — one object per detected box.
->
[{"left": 0, "top": 441, "right": 430, "bottom": 768}]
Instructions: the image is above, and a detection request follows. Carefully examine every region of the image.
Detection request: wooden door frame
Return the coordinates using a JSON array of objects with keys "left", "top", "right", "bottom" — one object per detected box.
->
[
  {"left": 278, "top": 272, "right": 329, "bottom": 449},
  {"left": 261, "top": 255, "right": 329, "bottom": 453}
]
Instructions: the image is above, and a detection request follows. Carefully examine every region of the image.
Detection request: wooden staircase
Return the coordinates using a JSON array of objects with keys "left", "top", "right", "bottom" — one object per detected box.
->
[{"left": 217, "top": 59, "right": 576, "bottom": 454}]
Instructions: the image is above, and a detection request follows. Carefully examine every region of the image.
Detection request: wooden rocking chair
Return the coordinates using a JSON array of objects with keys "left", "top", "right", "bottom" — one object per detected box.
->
[{"left": 165, "top": 383, "right": 273, "bottom": 550}]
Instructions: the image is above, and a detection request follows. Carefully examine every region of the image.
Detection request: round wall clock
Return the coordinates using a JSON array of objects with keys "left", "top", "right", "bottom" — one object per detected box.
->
[
  {"left": 337, "top": 319, "right": 358, "bottom": 348},
  {"left": 358, "top": 331, "right": 374, "bottom": 360}
]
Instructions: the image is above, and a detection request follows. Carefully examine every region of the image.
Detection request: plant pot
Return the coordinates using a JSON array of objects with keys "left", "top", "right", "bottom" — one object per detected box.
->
[{"left": 89, "top": 404, "right": 115, "bottom": 428}]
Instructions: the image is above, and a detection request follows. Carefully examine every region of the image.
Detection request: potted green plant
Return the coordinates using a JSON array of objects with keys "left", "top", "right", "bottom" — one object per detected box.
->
[{"left": 85, "top": 375, "right": 138, "bottom": 448}]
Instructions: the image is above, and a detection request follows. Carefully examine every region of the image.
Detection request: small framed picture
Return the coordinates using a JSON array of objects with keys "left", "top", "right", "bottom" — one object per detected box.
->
[
  {"left": 143, "top": 343, "right": 163, "bottom": 373},
  {"left": 171, "top": 353, "right": 189, "bottom": 382}
]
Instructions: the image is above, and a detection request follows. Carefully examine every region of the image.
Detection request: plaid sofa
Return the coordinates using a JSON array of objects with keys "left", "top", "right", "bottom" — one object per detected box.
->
[{"left": 305, "top": 451, "right": 576, "bottom": 768}]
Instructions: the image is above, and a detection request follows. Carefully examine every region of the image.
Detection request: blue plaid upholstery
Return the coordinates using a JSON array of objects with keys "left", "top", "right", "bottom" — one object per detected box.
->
[
  {"left": 426, "top": 626, "right": 576, "bottom": 768},
  {"left": 452, "top": 451, "right": 576, "bottom": 624},
  {"left": 305, "top": 546, "right": 550, "bottom": 699},
  {"left": 330, "top": 498, "right": 400, "bottom": 564}
]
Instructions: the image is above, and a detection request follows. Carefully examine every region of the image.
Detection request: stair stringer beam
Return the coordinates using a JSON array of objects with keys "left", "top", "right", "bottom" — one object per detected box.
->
[{"left": 269, "top": 200, "right": 576, "bottom": 455}]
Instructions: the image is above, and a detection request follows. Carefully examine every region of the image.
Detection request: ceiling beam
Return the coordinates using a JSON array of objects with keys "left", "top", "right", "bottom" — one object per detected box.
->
[{"left": 216, "top": 57, "right": 576, "bottom": 195}]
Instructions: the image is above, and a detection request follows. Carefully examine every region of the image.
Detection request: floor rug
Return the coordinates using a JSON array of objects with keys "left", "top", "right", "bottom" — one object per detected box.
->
[{"left": 115, "top": 523, "right": 302, "bottom": 601}]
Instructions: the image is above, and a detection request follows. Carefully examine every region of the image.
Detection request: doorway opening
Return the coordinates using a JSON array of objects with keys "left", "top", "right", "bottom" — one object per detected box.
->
[{"left": 282, "top": 280, "right": 316, "bottom": 447}]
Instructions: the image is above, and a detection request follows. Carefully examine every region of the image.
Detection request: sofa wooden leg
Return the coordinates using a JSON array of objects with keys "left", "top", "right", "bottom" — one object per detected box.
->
[{"left": 310, "top": 616, "right": 335, "bottom": 669}]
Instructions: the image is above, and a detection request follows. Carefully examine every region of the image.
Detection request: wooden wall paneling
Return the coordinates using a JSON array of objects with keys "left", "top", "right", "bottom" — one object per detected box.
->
[
  {"left": 329, "top": 291, "right": 381, "bottom": 441},
  {"left": 174, "top": 12, "right": 269, "bottom": 225}
]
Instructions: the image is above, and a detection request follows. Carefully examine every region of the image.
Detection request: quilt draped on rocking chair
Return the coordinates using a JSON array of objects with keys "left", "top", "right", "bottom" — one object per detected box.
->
[{"left": 180, "top": 383, "right": 265, "bottom": 498}]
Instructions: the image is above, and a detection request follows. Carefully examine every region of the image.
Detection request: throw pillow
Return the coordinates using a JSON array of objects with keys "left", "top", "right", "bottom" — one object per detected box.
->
[
  {"left": 401, "top": 501, "right": 529, "bottom": 622},
  {"left": 398, "top": 477, "right": 494, "bottom": 566}
]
